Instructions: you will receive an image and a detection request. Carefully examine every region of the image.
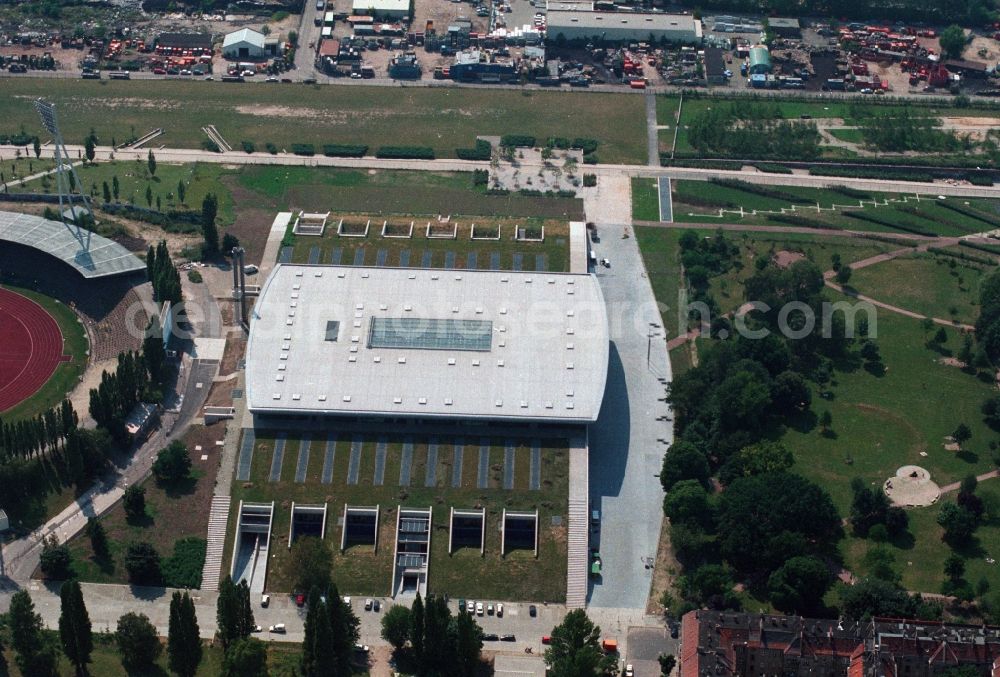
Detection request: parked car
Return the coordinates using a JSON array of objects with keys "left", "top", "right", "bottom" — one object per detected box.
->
[
  {"left": 261, "top": 594, "right": 270, "bottom": 608},
  {"left": 475, "top": 602, "right": 484, "bottom": 616},
  {"left": 458, "top": 598, "right": 466, "bottom": 612},
  {"left": 487, "top": 603, "right": 494, "bottom": 615},
  {"left": 343, "top": 596, "right": 352, "bottom": 606},
  {"left": 243, "top": 264, "right": 259, "bottom": 275},
  {"left": 373, "top": 600, "right": 381, "bottom": 612},
  {"left": 500, "top": 634, "right": 516, "bottom": 642},
  {"left": 626, "top": 664, "right": 634, "bottom": 677},
  {"left": 496, "top": 603, "right": 504, "bottom": 617},
  {"left": 466, "top": 600, "right": 475, "bottom": 613},
  {"left": 269, "top": 624, "right": 286, "bottom": 633},
  {"left": 529, "top": 605, "right": 537, "bottom": 617},
  {"left": 541, "top": 635, "right": 551, "bottom": 644},
  {"left": 483, "top": 633, "right": 499, "bottom": 641},
  {"left": 365, "top": 599, "right": 373, "bottom": 611},
  {"left": 355, "top": 643, "right": 369, "bottom": 652},
  {"left": 295, "top": 593, "right": 305, "bottom": 607},
  {"left": 252, "top": 625, "right": 262, "bottom": 633}
]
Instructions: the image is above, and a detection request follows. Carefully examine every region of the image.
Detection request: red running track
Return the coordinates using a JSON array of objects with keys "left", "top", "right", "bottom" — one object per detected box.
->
[{"left": 0, "top": 287, "right": 68, "bottom": 413}]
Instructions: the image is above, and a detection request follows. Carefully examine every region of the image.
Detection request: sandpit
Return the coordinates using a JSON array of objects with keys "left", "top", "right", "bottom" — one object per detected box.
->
[{"left": 884, "top": 465, "right": 940, "bottom": 507}]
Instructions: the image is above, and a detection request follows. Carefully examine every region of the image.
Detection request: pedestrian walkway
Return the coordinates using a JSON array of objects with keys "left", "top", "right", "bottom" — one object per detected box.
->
[
  {"left": 200, "top": 495, "right": 231, "bottom": 592},
  {"left": 566, "top": 438, "right": 589, "bottom": 609},
  {"left": 294, "top": 436, "right": 311, "bottom": 483}
]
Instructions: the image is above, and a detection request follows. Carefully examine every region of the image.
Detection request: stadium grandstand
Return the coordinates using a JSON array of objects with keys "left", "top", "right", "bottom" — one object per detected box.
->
[
  {"left": 0, "top": 210, "right": 145, "bottom": 279},
  {"left": 245, "top": 264, "right": 609, "bottom": 425}
]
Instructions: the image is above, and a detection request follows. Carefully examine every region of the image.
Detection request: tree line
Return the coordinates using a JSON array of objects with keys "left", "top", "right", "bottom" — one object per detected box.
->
[
  {"left": 686, "top": 103, "right": 821, "bottom": 161},
  {"left": 146, "top": 239, "right": 182, "bottom": 306},
  {"left": 0, "top": 399, "right": 77, "bottom": 463}
]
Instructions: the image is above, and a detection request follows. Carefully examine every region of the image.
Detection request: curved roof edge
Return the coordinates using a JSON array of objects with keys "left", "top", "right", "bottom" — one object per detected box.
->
[{"left": 0, "top": 210, "right": 145, "bottom": 279}]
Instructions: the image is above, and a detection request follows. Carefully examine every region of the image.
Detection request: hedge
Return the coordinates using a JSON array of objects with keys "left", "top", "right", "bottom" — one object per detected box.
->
[
  {"left": 0, "top": 132, "right": 37, "bottom": 146},
  {"left": 841, "top": 210, "right": 937, "bottom": 237},
  {"left": 966, "top": 173, "right": 995, "bottom": 186},
  {"left": 827, "top": 185, "right": 871, "bottom": 200},
  {"left": 754, "top": 163, "right": 793, "bottom": 174},
  {"left": 241, "top": 140, "right": 255, "bottom": 154},
  {"left": 323, "top": 144, "right": 368, "bottom": 157},
  {"left": 456, "top": 139, "right": 491, "bottom": 161},
  {"left": 472, "top": 169, "right": 489, "bottom": 186},
  {"left": 709, "top": 178, "right": 816, "bottom": 204},
  {"left": 937, "top": 200, "right": 1000, "bottom": 228},
  {"left": 102, "top": 203, "right": 202, "bottom": 234},
  {"left": 809, "top": 166, "right": 933, "bottom": 182},
  {"left": 927, "top": 246, "right": 997, "bottom": 266},
  {"left": 766, "top": 213, "right": 841, "bottom": 230},
  {"left": 571, "top": 138, "right": 599, "bottom": 153},
  {"left": 500, "top": 135, "right": 536, "bottom": 148},
  {"left": 518, "top": 189, "right": 576, "bottom": 198},
  {"left": 291, "top": 143, "right": 315, "bottom": 156},
  {"left": 376, "top": 146, "right": 435, "bottom": 159},
  {"left": 959, "top": 240, "right": 1000, "bottom": 257}
]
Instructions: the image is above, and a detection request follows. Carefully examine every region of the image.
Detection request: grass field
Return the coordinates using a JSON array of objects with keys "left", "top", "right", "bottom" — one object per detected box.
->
[
  {"left": 237, "top": 166, "right": 584, "bottom": 220},
  {"left": 0, "top": 285, "right": 89, "bottom": 420},
  {"left": 285, "top": 214, "right": 570, "bottom": 272},
  {"left": 0, "top": 156, "right": 56, "bottom": 183},
  {"left": 631, "top": 178, "right": 660, "bottom": 221},
  {"left": 0, "top": 78, "right": 647, "bottom": 164},
  {"left": 224, "top": 430, "right": 568, "bottom": 602},
  {"left": 64, "top": 426, "right": 221, "bottom": 586},
  {"left": 849, "top": 252, "right": 989, "bottom": 325},
  {"left": 827, "top": 128, "right": 865, "bottom": 144},
  {"left": 671, "top": 180, "right": 1000, "bottom": 237},
  {"left": 0, "top": 630, "right": 305, "bottom": 677}
]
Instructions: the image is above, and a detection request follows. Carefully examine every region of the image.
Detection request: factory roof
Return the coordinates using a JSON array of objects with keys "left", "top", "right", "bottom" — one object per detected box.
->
[
  {"left": 351, "top": 0, "right": 411, "bottom": 12},
  {"left": 0, "top": 210, "right": 145, "bottom": 279},
  {"left": 223, "top": 28, "right": 266, "bottom": 49},
  {"left": 246, "top": 264, "right": 609, "bottom": 423},
  {"left": 546, "top": 8, "right": 703, "bottom": 37}
]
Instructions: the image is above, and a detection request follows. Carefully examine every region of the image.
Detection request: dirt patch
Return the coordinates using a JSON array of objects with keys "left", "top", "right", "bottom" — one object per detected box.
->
[
  {"left": 646, "top": 515, "right": 680, "bottom": 616},
  {"left": 773, "top": 250, "right": 805, "bottom": 268},
  {"left": 220, "top": 175, "right": 279, "bottom": 265},
  {"left": 938, "top": 357, "right": 967, "bottom": 368}
]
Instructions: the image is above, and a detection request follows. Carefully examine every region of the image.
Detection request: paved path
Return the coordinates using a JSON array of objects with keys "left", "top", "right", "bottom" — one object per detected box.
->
[
  {"left": 4, "top": 144, "right": 998, "bottom": 198},
  {"left": 645, "top": 92, "right": 659, "bottom": 167},
  {"left": 939, "top": 469, "right": 1000, "bottom": 493}
]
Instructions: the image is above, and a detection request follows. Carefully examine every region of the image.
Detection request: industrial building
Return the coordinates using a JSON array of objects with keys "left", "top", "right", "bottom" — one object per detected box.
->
[
  {"left": 245, "top": 264, "right": 609, "bottom": 426},
  {"left": 748, "top": 45, "right": 771, "bottom": 74},
  {"left": 155, "top": 32, "right": 212, "bottom": 54},
  {"left": 222, "top": 28, "right": 267, "bottom": 60},
  {"left": 351, "top": 0, "right": 412, "bottom": 20},
  {"left": 767, "top": 17, "right": 801, "bottom": 39},
  {"left": 704, "top": 47, "right": 728, "bottom": 85},
  {"left": 450, "top": 49, "right": 519, "bottom": 82},
  {"left": 545, "top": 6, "right": 702, "bottom": 45}
]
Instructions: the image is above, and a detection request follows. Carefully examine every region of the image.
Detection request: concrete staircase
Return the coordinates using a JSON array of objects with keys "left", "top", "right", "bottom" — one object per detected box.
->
[
  {"left": 200, "top": 495, "right": 231, "bottom": 592},
  {"left": 566, "top": 439, "right": 589, "bottom": 609}
]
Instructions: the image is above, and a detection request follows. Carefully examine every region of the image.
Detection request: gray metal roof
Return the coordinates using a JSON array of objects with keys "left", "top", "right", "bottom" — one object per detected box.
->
[
  {"left": 246, "top": 264, "right": 609, "bottom": 423},
  {"left": 0, "top": 211, "right": 145, "bottom": 279},
  {"left": 546, "top": 9, "right": 703, "bottom": 36}
]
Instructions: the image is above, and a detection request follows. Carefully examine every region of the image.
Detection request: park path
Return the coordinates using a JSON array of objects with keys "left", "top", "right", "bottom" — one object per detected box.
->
[
  {"left": 938, "top": 469, "right": 1000, "bottom": 494},
  {"left": 645, "top": 92, "right": 659, "bottom": 167}
]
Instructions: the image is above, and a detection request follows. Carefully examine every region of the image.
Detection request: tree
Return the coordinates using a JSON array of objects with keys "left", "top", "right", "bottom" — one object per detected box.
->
[
  {"left": 153, "top": 441, "right": 192, "bottom": 483},
  {"left": 659, "top": 654, "right": 677, "bottom": 677},
  {"left": 680, "top": 564, "right": 737, "bottom": 609},
  {"left": 450, "top": 606, "right": 485, "bottom": 676},
  {"left": 40, "top": 534, "right": 72, "bottom": 580},
  {"left": 544, "top": 609, "right": 616, "bottom": 677},
  {"left": 850, "top": 477, "right": 890, "bottom": 537},
  {"left": 938, "top": 503, "right": 977, "bottom": 546},
  {"left": 177, "top": 180, "right": 186, "bottom": 204},
  {"left": 222, "top": 638, "right": 269, "bottom": 677},
  {"left": 660, "top": 441, "right": 711, "bottom": 492},
  {"left": 663, "top": 480, "right": 712, "bottom": 528},
  {"left": 840, "top": 577, "right": 918, "bottom": 621},
  {"left": 59, "top": 579, "right": 93, "bottom": 676},
  {"left": 862, "top": 546, "right": 901, "bottom": 584},
  {"left": 148, "top": 149, "right": 157, "bottom": 176},
  {"left": 290, "top": 536, "right": 332, "bottom": 593},
  {"left": 945, "top": 553, "right": 966, "bottom": 581},
  {"left": 101, "top": 180, "right": 111, "bottom": 203},
  {"left": 123, "top": 484, "right": 146, "bottom": 520},
  {"left": 156, "top": 195, "right": 161, "bottom": 211},
  {"left": 217, "top": 576, "right": 255, "bottom": 649},
  {"left": 145, "top": 184, "right": 153, "bottom": 207},
  {"left": 9, "top": 590, "right": 58, "bottom": 677},
  {"left": 719, "top": 441, "right": 793, "bottom": 485},
  {"left": 84, "top": 136, "right": 95, "bottom": 163},
  {"left": 836, "top": 265, "right": 852, "bottom": 285},
  {"left": 325, "top": 583, "right": 360, "bottom": 674},
  {"left": 767, "top": 555, "right": 832, "bottom": 614},
  {"left": 717, "top": 472, "right": 841, "bottom": 575},
  {"left": 381, "top": 604, "right": 412, "bottom": 650},
  {"left": 144, "top": 315, "right": 166, "bottom": 386},
  {"left": 222, "top": 232, "right": 240, "bottom": 253},
  {"left": 168, "top": 591, "right": 202, "bottom": 677},
  {"left": 769, "top": 372, "right": 811, "bottom": 417},
  {"left": 819, "top": 410, "right": 833, "bottom": 434},
  {"left": 301, "top": 589, "right": 335, "bottom": 677},
  {"left": 33, "top": 136, "right": 41, "bottom": 159},
  {"left": 123, "top": 541, "right": 161, "bottom": 585},
  {"left": 952, "top": 423, "right": 972, "bottom": 449},
  {"left": 116, "top": 612, "right": 161, "bottom": 673},
  {"left": 112, "top": 175, "right": 120, "bottom": 201},
  {"left": 940, "top": 24, "right": 967, "bottom": 59},
  {"left": 410, "top": 591, "right": 426, "bottom": 662},
  {"left": 201, "top": 193, "right": 219, "bottom": 257}
]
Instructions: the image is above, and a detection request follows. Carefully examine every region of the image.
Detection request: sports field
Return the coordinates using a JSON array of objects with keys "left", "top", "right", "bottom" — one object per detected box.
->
[
  {"left": 0, "top": 78, "right": 647, "bottom": 164},
  {"left": 0, "top": 285, "right": 88, "bottom": 419},
  {"left": 221, "top": 430, "right": 569, "bottom": 602}
]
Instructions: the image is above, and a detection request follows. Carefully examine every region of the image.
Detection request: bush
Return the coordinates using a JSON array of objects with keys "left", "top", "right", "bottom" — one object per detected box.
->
[
  {"left": 456, "top": 139, "right": 492, "bottom": 160},
  {"left": 754, "top": 162, "right": 793, "bottom": 174},
  {"left": 472, "top": 169, "right": 489, "bottom": 186},
  {"left": 500, "top": 134, "right": 535, "bottom": 148},
  {"left": 583, "top": 174, "right": 597, "bottom": 187},
  {"left": 241, "top": 140, "right": 255, "bottom": 154},
  {"left": 927, "top": 247, "right": 997, "bottom": 267},
  {"left": 583, "top": 153, "right": 598, "bottom": 164},
  {"left": 291, "top": 143, "right": 315, "bottom": 156},
  {"left": 201, "top": 139, "right": 220, "bottom": 153},
  {"left": 160, "top": 537, "right": 206, "bottom": 589},
  {"left": 965, "top": 173, "right": 995, "bottom": 186},
  {"left": 376, "top": 146, "right": 435, "bottom": 159},
  {"left": 571, "top": 137, "right": 599, "bottom": 153},
  {"left": 222, "top": 233, "right": 240, "bottom": 253},
  {"left": 265, "top": 142, "right": 278, "bottom": 154},
  {"left": 152, "top": 441, "right": 192, "bottom": 483},
  {"left": 546, "top": 136, "right": 571, "bottom": 149},
  {"left": 124, "top": 541, "right": 162, "bottom": 585},
  {"left": 187, "top": 269, "right": 202, "bottom": 283},
  {"left": 322, "top": 144, "right": 368, "bottom": 157}
]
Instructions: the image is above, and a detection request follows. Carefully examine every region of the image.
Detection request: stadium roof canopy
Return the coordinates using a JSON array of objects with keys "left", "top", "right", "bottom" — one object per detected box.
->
[
  {"left": 0, "top": 211, "right": 145, "bottom": 279},
  {"left": 246, "top": 264, "right": 609, "bottom": 423}
]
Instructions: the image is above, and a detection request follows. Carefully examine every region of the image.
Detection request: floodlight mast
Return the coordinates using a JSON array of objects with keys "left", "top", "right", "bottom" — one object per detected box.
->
[{"left": 33, "top": 98, "right": 92, "bottom": 251}]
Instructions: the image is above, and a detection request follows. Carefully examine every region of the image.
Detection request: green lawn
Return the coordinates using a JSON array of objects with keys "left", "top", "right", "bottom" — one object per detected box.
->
[
  {"left": 849, "top": 252, "right": 989, "bottom": 325},
  {"left": 781, "top": 303, "right": 997, "bottom": 514},
  {"left": 228, "top": 431, "right": 568, "bottom": 602},
  {"left": 0, "top": 285, "right": 89, "bottom": 420},
  {"left": 0, "top": 156, "right": 56, "bottom": 184},
  {"left": 237, "top": 166, "right": 584, "bottom": 220},
  {"left": 0, "top": 78, "right": 647, "bottom": 164},
  {"left": 634, "top": 227, "right": 685, "bottom": 341},
  {"left": 19, "top": 160, "right": 236, "bottom": 228},
  {"left": 285, "top": 215, "right": 569, "bottom": 272},
  {"left": 0, "top": 630, "right": 304, "bottom": 677},
  {"left": 631, "top": 177, "right": 660, "bottom": 222},
  {"left": 827, "top": 128, "right": 865, "bottom": 144}
]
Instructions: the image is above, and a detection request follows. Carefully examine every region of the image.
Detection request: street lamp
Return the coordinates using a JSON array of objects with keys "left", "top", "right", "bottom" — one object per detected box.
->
[{"left": 647, "top": 322, "right": 661, "bottom": 368}]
